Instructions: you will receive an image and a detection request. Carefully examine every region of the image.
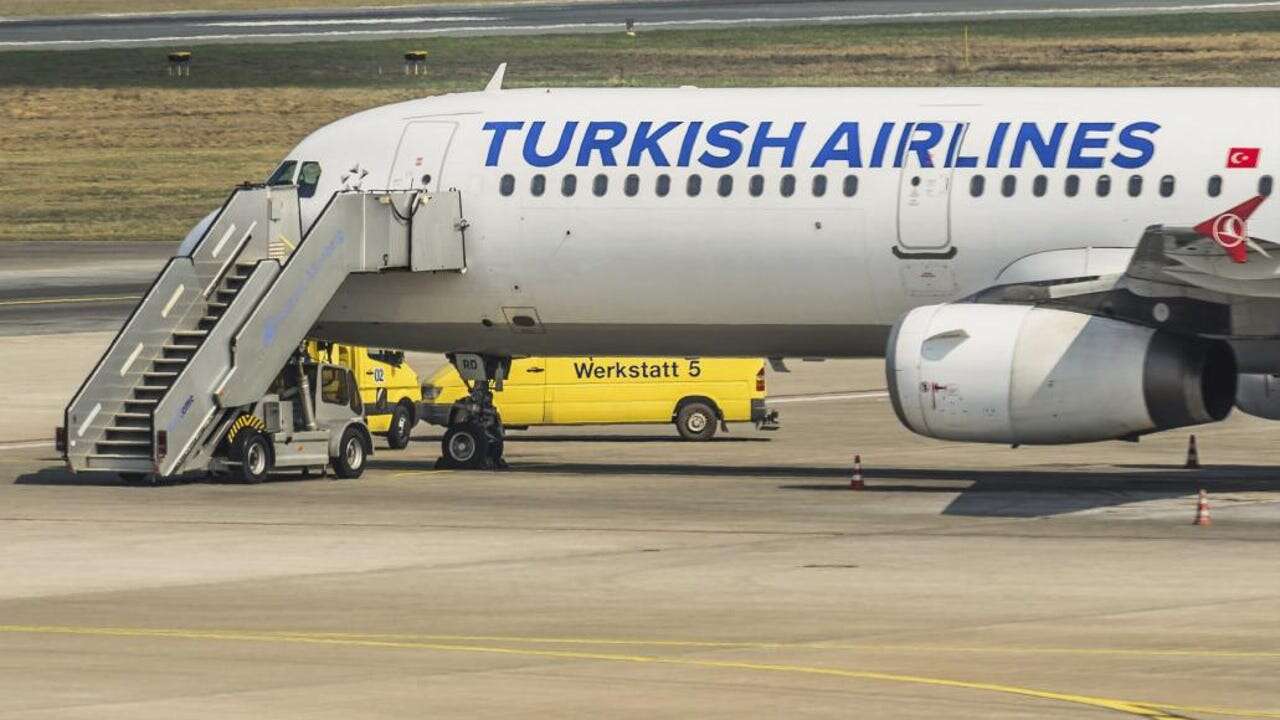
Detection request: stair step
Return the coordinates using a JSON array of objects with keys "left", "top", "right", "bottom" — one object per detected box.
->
[
  {"left": 96, "top": 439, "right": 151, "bottom": 448},
  {"left": 235, "top": 261, "right": 257, "bottom": 271},
  {"left": 144, "top": 371, "right": 178, "bottom": 378},
  {"left": 105, "top": 427, "right": 151, "bottom": 439},
  {"left": 161, "top": 345, "right": 196, "bottom": 355},
  {"left": 172, "top": 330, "right": 208, "bottom": 338},
  {"left": 88, "top": 453, "right": 153, "bottom": 461},
  {"left": 116, "top": 411, "right": 151, "bottom": 420},
  {"left": 153, "top": 357, "right": 187, "bottom": 366},
  {"left": 125, "top": 399, "right": 158, "bottom": 408},
  {"left": 208, "top": 301, "right": 229, "bottom": 310}
]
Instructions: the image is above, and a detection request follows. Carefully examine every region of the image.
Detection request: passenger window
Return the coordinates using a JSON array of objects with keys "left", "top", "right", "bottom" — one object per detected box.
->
[
  {"left": 780, "top": 174, "right": 796, "bottom": 197},
  {"left": 717, "top": 174, "right": 733, "bottom": 197},
  {"left": 749, "top": 175, "right": 764, "bottom": 197},
  {"left": 812, "top": 175, "right": 827, "bottom": 197},
  {"left": 561, "top": 174, "right": 577, "bottom": 197},
  {"left": 970, "top": 175, "right": 985, "bottom": 197},
  {"left": 1261, "top": 175, "right": 1274, "bottom": 197},
  {"left": 1001, "top": 175, "right": 1016, "bottom": 197},
  {"left": 687, "top": 174, "right": 702, "bottom": 197},
  {"left": 624, "top": 174, "right": 640, "bottom": 197},
  {"left": 1032, "top": 175, "right": 1047, "bottom": 197},
  {"left": 1065, "top": 174, "right": 1080, "bottom": 197},
  {"left": 1159, "top": 175, "right": 1174, "bottom": 198},
  {"left": 530, "top": 174, "right": 546, "bottom": 197},
  {"left": 320, "top": 366, "right": 348, "bottom": 406},
  {"left": 1128, "top": 175, "right": 1143, "bottom": 197},
  {"left": 593, "top": 173, "right": 608, "bottom": 197},
  {"left": 843, "top": 174, "right": 858, "bottom": 197},
  {"left": 1096, "top": 174, "right": 1112, "bottom": 197},
  {"left": 297, "top": 161, "right": 322, "bottom": 199},
  {"left": 1208, "top": 174, "right": 1222, "bottom": 197},
  {"left": 656, "top": 174, "right": 671, "bottom": 197},
  {"left": 267, "top": 160, "right": 297, "bottom": 186},
  {"left": 499, "top": 174, "right": 515, "bottom": 197}
]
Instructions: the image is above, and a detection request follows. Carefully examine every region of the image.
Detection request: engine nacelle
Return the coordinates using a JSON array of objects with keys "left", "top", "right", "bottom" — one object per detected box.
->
[
  {"left": 1236, "top": 373, "right": 1280, "bottom": 419},
  {"left": 886, "top": 304, "right": 1236, "bottom": 444}
]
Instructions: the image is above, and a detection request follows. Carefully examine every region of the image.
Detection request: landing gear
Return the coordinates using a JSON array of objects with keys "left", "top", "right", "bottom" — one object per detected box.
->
[{"left": 435, "top": 352, "right": 509, "bottom": 470}]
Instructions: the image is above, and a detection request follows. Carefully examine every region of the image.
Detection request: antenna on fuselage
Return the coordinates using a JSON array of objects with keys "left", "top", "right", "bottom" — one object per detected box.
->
[{"left": 485, "top": 63, "right": 507, "bottom": 92}]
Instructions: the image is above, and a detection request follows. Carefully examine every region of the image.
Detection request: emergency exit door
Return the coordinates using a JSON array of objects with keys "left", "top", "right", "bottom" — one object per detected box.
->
[
  {"left": 388, "top": 121, "right": 457, "bottom": 191},
  {"left": 896, "top": 122, "right": 966, "bottom": 251}
]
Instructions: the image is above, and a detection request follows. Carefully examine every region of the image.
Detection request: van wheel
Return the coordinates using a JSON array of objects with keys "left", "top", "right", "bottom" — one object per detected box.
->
[
  {"left": 332, "top": 426, "right": 367, "bottom": 479},
  {"left": 442, "top": 423, "right": 490, "bottom": 469},
  {"left": 234, "top": 431, "right": 271, "bottom": 484},
  {"left": 385, "top": 403, "right": 413, "bottom": 450},
  {"left": 676, "top": 402, "right": 717, "bottom": 441}
]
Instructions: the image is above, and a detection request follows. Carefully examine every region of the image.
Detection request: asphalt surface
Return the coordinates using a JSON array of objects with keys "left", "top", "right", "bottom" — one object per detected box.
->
[{"left": 2, "top": 0, "right": 1279, "bottom": 49}]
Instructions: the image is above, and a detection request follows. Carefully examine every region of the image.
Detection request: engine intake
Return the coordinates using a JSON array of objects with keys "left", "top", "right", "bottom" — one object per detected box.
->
[{"left": 886, "top": 304, "right": 1236, "bottom": 444}]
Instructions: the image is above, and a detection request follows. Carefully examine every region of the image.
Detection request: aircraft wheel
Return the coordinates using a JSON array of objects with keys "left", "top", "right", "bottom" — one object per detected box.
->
[{"left": 442, "top": 423, "right": 490, "bottom": 469}]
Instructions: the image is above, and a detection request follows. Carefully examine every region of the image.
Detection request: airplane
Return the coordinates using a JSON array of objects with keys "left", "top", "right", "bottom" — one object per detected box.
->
[{"left": 151, "top": 69, "right": 1280, "bottom": 468}]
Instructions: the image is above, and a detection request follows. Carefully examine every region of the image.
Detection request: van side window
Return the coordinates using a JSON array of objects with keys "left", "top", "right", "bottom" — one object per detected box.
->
[
  {"left": 1261, "top": 175, "right": 1274, "bottom": 197},
  {"left": 530, "top": 174, "right": 546, "bottom": 197},
  {"left": 1208, "top": 174, "right": 1222, "bottom": 197},
  {"left": 624, "top": 174, "right": 640, "bottom": 197},
  {"left": 717, "top": 174, "right": 733, "bottom": 197},
  {"left": 267, "top": 160, "right": 297, "bottom": 186},
  {"left": 970, "top": 175, "right": 985, "bottom": 197},
  {"left": 297, "top": 161, "right": 322, "bottom": 199},
  {"left": 561, "top": 174, "right": 577, "bottom": 197},
  {"left": 1159, "top": 175, "right": 1174, "bottom": 198},
  {"left": 1032, "top": 175, "right": 1047, "bottom": 197},
  {"left": 812, "top": 175, "right": 827, "bottom": 197},
  {"left": 687, "top": 174, "right": 702, "bottom": 197},
  {"left": 749, "top": 175, "right": 764, "bottom": 197},
  {"left": 843, "top": 174, "right": 858, "bottom": 197},
  {"left": 1065, "top": 174, "right": 1080, "bottom": 197},
  {"left": 499, "top": 174, "right": 515, "bottom": 196},
  {"left": 780, "top": 174, "right": 796, "bottom": 197},
  {"left": 656, "top": 174, "right": 671, "bottom": 197},
  {"left": 1096, "top": 174, "right": 1112, "bottom": 197},
  {"left": 592, "top": 173, "right": 608, "bottom": 197},
  {"left": 1001, "top": 175, "right": 1016, "bottom": 197}
]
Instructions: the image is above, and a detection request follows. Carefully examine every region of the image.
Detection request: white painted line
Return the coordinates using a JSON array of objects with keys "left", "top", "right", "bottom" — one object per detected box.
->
[
  {"left": 160, "top": 284, "right": 183, "bottom": 318},
  {"left": 119, "top": 342, "right": 144, "bottom": 376},
  {"left": 770, "top": 391, "right": 889, "bottom": 404},
  {"left": 200, "top": 15, "right": 499, "bottom": 27},
  {"left": 6, "top": 3, "right": 1280, "bottom": 47},
  {"left": 76, "top": 403, "right": 101, "bottom": 437},
  {"left": 210, "top": 223, "right": 236, "bottom": 259}
]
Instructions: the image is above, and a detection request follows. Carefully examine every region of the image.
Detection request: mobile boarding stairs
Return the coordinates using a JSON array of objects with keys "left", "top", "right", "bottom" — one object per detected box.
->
[{"left": 60, "top": 184, "right": 466, "bottom": 479}]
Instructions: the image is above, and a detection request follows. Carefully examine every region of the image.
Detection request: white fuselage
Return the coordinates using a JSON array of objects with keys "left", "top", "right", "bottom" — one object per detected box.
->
[{"left": 269, "top": 87, "right": 1278, "bottom": 359}]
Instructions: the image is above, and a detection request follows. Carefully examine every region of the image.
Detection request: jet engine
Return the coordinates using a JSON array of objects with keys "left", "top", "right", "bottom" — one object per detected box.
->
[
  {"left": 1235, "top": 373, "right": 1280, "bottom": 420},
  {"left": 886, "top": 304, "right": 1236, "bottom": 444}
]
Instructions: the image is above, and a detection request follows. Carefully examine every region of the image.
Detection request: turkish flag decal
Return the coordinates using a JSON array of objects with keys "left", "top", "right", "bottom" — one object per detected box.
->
[{"left": 1227, "top": 147, "right": 1261, "bottom": 168}]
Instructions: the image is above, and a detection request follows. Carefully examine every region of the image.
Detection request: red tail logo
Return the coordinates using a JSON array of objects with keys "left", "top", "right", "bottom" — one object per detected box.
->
[{"left": 1193, "top": 195, "right": 1266, "bottom": 264}]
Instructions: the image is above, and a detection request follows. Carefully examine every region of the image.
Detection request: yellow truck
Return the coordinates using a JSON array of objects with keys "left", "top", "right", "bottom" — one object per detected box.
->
[
  {"left": 305, "top": 341, "right": 422, "bottom": 449},
  {"left": 421, "top": 357, "right": 779, "bottom": 441}
]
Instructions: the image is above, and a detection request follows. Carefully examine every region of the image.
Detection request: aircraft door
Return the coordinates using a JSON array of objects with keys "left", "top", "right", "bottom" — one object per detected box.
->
[
  {"left": 896, "top": 122, "right": 967, "bottom": 252},
  {"left": 388, "top": 121, "right": 457, "bottom": 190}
]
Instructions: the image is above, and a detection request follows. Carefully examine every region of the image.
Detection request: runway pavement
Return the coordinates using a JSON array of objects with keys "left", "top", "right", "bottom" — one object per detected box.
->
[{"left": 3, "top": 0, "right": 1279, "bottom": 49}]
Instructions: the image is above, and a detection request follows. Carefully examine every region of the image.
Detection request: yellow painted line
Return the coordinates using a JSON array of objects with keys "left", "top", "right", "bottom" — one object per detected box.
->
[
  {"left": 0, "top": 295, "right": 141, "bottom": 307},
  {"left": 3, "top": 625, "right": 1276, "bottom": 719}
]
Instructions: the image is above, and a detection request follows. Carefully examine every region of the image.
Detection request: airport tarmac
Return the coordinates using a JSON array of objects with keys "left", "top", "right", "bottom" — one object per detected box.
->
[
  {"left": 3, "top": 325, "right": 1280, "bottom": 718},
  {"left": 1, "top": 0, "right": 1277, "bottom": 49}
]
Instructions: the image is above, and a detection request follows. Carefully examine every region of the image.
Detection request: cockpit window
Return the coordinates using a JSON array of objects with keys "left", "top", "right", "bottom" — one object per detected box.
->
[
  {"left": 267, "top": 160, "right": 297, "bottom": 186},
  {"left": 297, "top": 161, "right": 322, "bottom": 198}
]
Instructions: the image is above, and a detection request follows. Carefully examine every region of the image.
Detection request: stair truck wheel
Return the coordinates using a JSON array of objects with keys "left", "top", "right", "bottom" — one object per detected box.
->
[
  {"left": 332, "top": 426, "right": 367, "bottom": 479},
  {"left": 385, "top": 402, "right": 414, "bottom": 450},
  {"left": 234, "top": 431, "right": 272, "bottom": 484},
  {"left": 675, "top": 401, "right": 718, "bottom": 441},
  {"left": 441, "top": 422, "right": 490, "bottom": 469}
]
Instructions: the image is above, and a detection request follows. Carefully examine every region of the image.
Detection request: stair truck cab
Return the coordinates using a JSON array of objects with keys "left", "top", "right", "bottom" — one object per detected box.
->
[{"left": 305, "top": 341, "right": 423, "bottom": 450}]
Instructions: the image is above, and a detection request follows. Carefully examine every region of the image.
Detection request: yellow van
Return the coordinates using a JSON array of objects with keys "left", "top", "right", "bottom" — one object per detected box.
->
[
  {"left": 421, "top": 357, "right": 779, "bottom": 440},
  {"left": 305, "top": 341, "right": 423, "bottom": 449}
]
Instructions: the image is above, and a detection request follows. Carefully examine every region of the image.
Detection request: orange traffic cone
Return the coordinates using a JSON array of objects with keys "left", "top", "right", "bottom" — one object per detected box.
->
[
  {"left": 850, "top": 454, "right": 864, "bottom": 490},
  {"left": 1185, "top": 434, "right": 1200, "bottom": 469},
  {"left": 1193, "top": 489, "right": 1212, "bottom": 527}
]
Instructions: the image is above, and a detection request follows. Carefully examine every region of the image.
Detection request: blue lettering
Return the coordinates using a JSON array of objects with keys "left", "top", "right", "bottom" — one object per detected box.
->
[
  {"left": 1067, "top": 122, "right": 1115, "bottom": 169},
  {"left": 699, "top": 121, "right": 748, "bottom": 168},
  {"left": 481, "top": 120, "right": 524, "bottom": 167},
  {"left": 748, "top": 121, "right": 806, "bottom": 168},
  {"left": 944, "top": 123, "right": 966, "bottom": 168},
  {"left": 870, "top": 122, "right": 894, "bottom": 168},
  {"left": 892, "top": 122, "right": 916, "bottom": 168},
  {"left": 811, "top": 122, "right": 863, "bottom": 168},
  {"left": 627, "top": 121, "right": 680, "bottom": 166},
  {"left": 677, "top": 121, "right": 704, "bottom": 167},
  {"left": 576, "top": 121, "right": 628, "bottom": 166},
  {"left": 1112, "top": 121, "right": 1160, "bottom": 169},
  {"left": 905, "top": 122, "right": 944, "bottom": 167},
  {"left": 1010, "top": 122, "right": 1067, "bottom": 168},
  {"left": 986, "top": 122, "right": 1011, "bottom": 168},
  {"left": 522, "top": 121, "right": 579, "bottom": 167}
]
